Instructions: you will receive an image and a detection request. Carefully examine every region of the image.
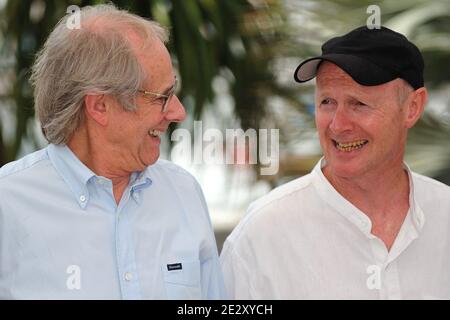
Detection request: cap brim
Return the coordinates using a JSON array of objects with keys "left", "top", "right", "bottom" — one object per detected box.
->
[{"left": 294, "top": 54, "right": 397, "bottom": 86}]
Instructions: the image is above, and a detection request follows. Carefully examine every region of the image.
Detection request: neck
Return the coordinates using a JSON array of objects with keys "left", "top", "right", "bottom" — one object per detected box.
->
[
  {"left": 323, "top": 159, "right": 410, "bottom": 251},
  {"left": 67, "top": 126, "right": 131, "bottom": 204},
  {"left": 323, "top": 160, "right": 410, "bottom": 218}
]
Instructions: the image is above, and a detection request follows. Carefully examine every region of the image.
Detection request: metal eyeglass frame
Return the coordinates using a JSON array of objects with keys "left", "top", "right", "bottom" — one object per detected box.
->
[{"left": 137, "top": 78, "right": 178, "bottom": 113}]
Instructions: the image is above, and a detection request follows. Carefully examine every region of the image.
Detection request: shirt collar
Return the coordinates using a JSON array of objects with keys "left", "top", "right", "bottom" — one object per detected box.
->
[
  {"left": 129, "top": 171, "right": 152, "bottom": 204},
  {"left": 47, "top": 144, "right": 152, "bottom": 208},
  {"left": 48, "top": 144, "right": 96, "bottom": 209},
  {"left": 403, "top": 161, "right": 425, "bottom": 233},
  {"left": 311, "top": 157, "right": 425, "bottom": 236}
]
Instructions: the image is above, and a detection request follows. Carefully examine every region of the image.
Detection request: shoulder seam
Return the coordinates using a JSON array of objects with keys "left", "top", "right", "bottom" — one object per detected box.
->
[
  {"left": 0, "top": 150, "right": 48, "bottom": 180},
  {"left": 150, "top": 159, "right": 194, "bottom": 179},
  {"left": 412, "top": 172, "right": 450, "bottom": 189},
  {"left": 248, "top": 175, "right": 312, "bottom": 215}
]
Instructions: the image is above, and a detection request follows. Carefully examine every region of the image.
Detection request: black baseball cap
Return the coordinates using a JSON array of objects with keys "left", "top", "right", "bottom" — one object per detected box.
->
[{"left": 294, "top": 26, "right": 424, "bottom": 89}]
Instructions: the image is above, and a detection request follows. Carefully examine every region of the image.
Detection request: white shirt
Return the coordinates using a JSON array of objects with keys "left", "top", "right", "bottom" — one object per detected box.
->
[{"left": 220, "top": 159, "right": 450, "bottom": 299}]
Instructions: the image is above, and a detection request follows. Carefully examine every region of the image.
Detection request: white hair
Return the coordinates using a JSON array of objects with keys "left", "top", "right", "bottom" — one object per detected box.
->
[{"left": 30, "top": 3, "right": 169, "bottom": 144}]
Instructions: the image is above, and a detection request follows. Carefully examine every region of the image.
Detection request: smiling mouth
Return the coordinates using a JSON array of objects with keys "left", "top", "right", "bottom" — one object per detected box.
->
[
  {"left": 148, "top": 129, "right": 163, "bottom": 138},
  {"left": 332, "top": 139, "right": 368, "bottom": 152}
]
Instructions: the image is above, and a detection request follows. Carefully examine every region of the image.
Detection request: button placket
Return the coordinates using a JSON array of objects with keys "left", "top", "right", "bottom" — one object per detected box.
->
[
  {"left": 383, "top": 262, "right": 402, "bottom": 299},
  {"left": 124, "top": 272, "right": 133, "bottom": 281},
  {"left": 115, "top": 205, "right": 141, "bottom": 299}
]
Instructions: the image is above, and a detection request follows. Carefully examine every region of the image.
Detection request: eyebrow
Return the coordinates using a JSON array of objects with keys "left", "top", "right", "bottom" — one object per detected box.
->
[
  {"left": 161, "top": 78, "right": 177, "bottom": 96},
  {"left": 316, "top": 89, "right": 372, "bottom": 102}
]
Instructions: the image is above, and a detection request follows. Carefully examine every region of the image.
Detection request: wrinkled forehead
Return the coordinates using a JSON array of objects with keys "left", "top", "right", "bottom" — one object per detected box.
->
[{"left": 131, "top": 36, "right": 174, "bottom": 89}]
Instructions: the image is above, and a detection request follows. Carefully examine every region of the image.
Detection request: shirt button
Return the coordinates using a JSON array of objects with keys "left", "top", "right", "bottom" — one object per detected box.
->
[
  {"left": 79, "top": 195, "right": 86, "bottom": 202},
  {"left": 124, "top": 272, "right": 133, "bottom": 281}
]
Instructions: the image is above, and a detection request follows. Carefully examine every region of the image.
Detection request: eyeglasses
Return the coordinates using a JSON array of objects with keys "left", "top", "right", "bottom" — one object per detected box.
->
[{"left": 138, "top": 78, "right": 178, "bottom": 113}]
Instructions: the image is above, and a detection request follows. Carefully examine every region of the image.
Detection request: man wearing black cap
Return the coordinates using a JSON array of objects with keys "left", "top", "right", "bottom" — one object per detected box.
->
[{"left": 220, "top": 26, "right": 450, "bottom": 299}]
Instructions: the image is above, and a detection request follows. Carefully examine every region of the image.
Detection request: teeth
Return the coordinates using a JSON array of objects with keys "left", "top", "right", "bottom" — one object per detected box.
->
[
  {"left": 335, "top": 139, "right": 368, "bottom": 152},
  {"left": 148, "top": 129, "right": 163, "bottom": 137}
]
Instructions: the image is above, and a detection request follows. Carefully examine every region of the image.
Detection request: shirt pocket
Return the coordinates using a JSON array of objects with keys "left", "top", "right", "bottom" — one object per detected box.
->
[{"left": 162, "top": 260, "right": 202, "bottom": 300}]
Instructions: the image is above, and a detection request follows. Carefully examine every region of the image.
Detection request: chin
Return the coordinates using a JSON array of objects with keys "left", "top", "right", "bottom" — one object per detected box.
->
[
  {"left": 144, "top": 152, "right": 160, "bottom": 167},
  {"left": 324, "top": 156, "right": 367, "bottom": 179},
  {"left": 329, "top": 165, "right": 363, "bottom": 179}
]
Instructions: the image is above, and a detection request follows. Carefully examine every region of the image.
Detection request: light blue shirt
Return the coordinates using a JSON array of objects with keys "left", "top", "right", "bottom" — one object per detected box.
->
[{"left": 0, "top": 144, "right": 226, "bottom": 299}]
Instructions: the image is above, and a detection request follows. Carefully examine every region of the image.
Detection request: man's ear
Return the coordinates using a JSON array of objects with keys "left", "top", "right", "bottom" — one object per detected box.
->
[
  {"left": 405, "top": 87, "right": 427, "bottom": 129},
  {"left": 84, "top": 94, "right": 108, "bottom": 126}
]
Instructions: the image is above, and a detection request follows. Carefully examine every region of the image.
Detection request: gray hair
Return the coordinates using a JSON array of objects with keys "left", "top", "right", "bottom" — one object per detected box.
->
[{"left": 30, "top": 3, "right": 169, "bottom": 144}]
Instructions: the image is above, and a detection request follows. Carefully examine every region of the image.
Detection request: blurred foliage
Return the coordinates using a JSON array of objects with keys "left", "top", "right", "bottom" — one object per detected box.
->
[
  {"left": 277, "top": 0, "right": 450, "bottom": 184},
  {"left": 0, "top": 0, "right": 303, "bottom": 167},
  {"left": 0, "top": 0, "right": 449, "bottom": 185}
]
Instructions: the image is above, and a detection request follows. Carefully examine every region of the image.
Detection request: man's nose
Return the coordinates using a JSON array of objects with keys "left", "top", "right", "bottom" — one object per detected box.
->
[
  {"left": 329, "top": 106, "right": 354, "bottom": 134},
  {"left": 165, "top": 95, "right": 186, "bottom": 123}
]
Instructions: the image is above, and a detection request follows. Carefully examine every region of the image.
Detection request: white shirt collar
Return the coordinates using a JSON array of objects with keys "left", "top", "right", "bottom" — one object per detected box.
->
[{"left": 311, "top": 157, "right": 425, "bottom": 238}]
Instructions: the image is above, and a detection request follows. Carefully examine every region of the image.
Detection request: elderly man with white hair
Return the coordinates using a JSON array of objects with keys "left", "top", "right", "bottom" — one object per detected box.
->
[{"left": 0, "top": 4, "right": 226, "bottom": 300}]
